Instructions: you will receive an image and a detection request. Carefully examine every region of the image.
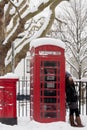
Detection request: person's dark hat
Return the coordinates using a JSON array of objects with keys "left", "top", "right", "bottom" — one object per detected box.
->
[{"left": 66, "top": 71, "right": 72, "bottom": 79}]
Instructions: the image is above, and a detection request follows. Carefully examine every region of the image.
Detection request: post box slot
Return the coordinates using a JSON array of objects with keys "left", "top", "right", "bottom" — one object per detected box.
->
[{"left": 0, "top": 86, "right": 4, "bottom": 89}]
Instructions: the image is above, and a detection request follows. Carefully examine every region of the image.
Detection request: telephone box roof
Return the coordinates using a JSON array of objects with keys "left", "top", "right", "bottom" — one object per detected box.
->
[{"left": 30, "top": 38, "right": 65, "bottom": 49}]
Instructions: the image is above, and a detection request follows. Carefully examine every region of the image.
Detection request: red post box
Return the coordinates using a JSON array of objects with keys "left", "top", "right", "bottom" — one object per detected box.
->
[
  {"left": 0, "top": 73, "right": 18, "bottom": 125},
  {"left": 30, "top": 38, "right": 65, "bottom": 123}
]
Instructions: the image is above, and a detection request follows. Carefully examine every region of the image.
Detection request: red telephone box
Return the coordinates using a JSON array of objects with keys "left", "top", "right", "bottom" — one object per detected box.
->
[
  {"left": 0, "top": 73, "right": 18, "bottom": 125},
  {"left": 30, "top": 38, "right": 65, "bottom": 123}
]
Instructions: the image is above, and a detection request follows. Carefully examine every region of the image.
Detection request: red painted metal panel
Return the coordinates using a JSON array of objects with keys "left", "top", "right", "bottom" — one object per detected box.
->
[{"left": 0, "top": 79, "right": 18, "bottom": 118}]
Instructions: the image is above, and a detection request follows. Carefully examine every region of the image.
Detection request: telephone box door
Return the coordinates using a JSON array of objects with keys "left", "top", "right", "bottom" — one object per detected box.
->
[{"left": 33, "top": 56, "right": 65, "bottom": 123}]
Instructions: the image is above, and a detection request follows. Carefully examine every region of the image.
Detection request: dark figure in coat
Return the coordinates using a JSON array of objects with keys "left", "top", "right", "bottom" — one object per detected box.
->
[{"left": 65, "top": 72, "right": 84, "bottom": 127}]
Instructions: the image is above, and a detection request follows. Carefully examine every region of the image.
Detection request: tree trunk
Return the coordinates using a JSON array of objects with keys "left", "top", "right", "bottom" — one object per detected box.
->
[{"left": 0, "top": 45, "right": 6, "bottom": 76}]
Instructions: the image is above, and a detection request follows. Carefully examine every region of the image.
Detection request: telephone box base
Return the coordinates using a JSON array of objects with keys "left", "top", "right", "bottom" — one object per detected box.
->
[{"left": 0, "top": 118, "right": 17, "bottom": 125}]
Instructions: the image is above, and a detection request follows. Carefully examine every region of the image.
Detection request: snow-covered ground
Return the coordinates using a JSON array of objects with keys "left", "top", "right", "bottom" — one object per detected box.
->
[
  {"left": 0, "top": 106, "right": 87, "bottom": 130},
  {"left": 0, "top": 115, "right": 87, "bottom": 130}
]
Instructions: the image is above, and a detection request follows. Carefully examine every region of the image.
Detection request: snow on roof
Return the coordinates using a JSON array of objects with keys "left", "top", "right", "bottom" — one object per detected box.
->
[
  {"left": 30, "top": 37, "right": 65, "bottom": 49},
  {"left": 0, "top": 73, "right": 19, "bottom": 79}
]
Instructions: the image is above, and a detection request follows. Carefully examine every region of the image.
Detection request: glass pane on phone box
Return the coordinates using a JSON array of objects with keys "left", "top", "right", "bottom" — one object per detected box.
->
[
  {"left": 44, "top": 68, "right": 56, "bottom": 74},
  {"left": 44, "top": 83, "right": 56, "bottom": 88},
  {"left": 44, "top": 105, "right": 56, "bottom": 110},
  {"left": 44, "top": 61, "right": 57, "bottom": 67},
  {"left": 45, "top": 76, "right": 56, "bottom": 81},
  {"left": 44, "top": 90, "right": 56, "bottom": 96},
  {"left": 44, "top": 112, "right": 57, "bottom": 118},
  {"left": 44, "top": 98, "right": 56, "bottom": 103}
]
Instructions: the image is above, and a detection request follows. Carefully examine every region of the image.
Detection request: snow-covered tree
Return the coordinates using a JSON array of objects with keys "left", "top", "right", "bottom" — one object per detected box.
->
[
  {"left": 0, "top": 0, "right": 69, "bottom": 75},
  {"left": 50, "top": 0, "right": 87, "bottom": 79}
]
